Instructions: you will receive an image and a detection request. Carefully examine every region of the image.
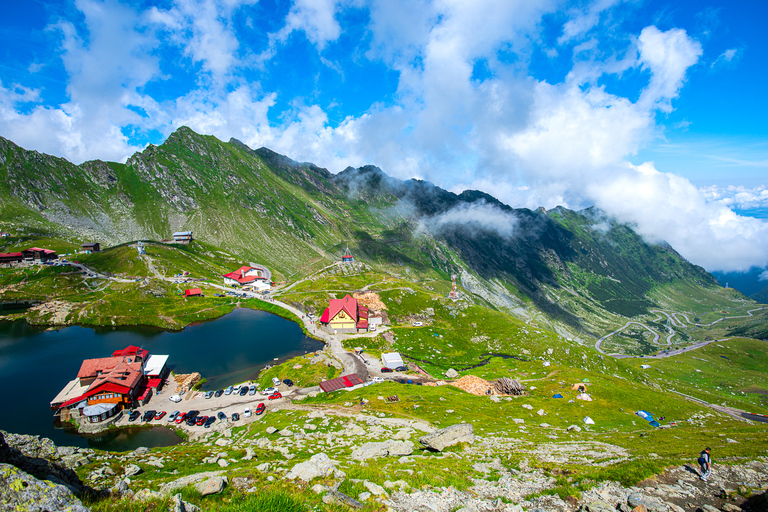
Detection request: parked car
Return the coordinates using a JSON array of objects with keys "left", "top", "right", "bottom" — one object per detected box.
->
[
  {"left": 232, "top": 384, "right": 242, "bottom": 393},
  {"left": 175, "top": 412, "right": 187, "bottom": 424},
  {"left": 412, "top": 321, "right": 423, "bottom": 326},
  {"left": 154, "top": 411, "right": 166, "bottom": 420},
  {"left": 372, "top": 376, "right": 385, "bottom": 383},
  {"left": 128, "top": 410, "right": 141, "bottom": 422},
  {"left": 185, "top": 416, "right": 196, "bottom": 426},
  {"left": 261, "top": 386, "right": 277, "bottom": 396},
  {"left": 249, "top": 385, "right": 257, "bottom": 395},
  {"left": 224, "top": 385, "right": 233, "bottom": 395},
  {"left": 187, "top": 410, "right": 199, "bottom": 420},
  {"left": 142, "top": 410, "right": 156, "bottom": 422},
  {"left": 268, "top": 392, "right": 282, "bottom": 400},
  {"left": 395, "top": 366, "right": 408, "bottom": 372},
  {"left": 255, "top": 403, "right": 265, "bottom": 415},
  {"left": 381, "top": 367, "right": 393, "bottom": 373},
  {"left": 204, "top": 391, "right": 214, "bottom": 399},
  {"left": 239, "top": 386, "right": 249, "bottom": 396},
  {"left": 214, "top": 389, "right": 224, "bottom": 397},
  {"left": 244, "top": 408, "right": 252, "bottom": 417},
  {"left": 195, "top": 415, "right": 207, "bottom": 426},
  {"left": 168, "top": 411, "right": 179, "bottom": 422},
  {"left": 217, "top": 412, "right": 227, "bottom": 421},
  {"left": 271, "top": 377, "right": 281, "bottom": 387},
  {"left": 231, "top": 412, "right": 240, "bottom": 421},
  {"left": 169, "top": 394, "right": 182, "bottom": 403},
  {"left": 204, "top": 416, "right": 216, "bottom": 428},
  {"left": 282, "top": 379, "right": 294, "bottom": 387}
]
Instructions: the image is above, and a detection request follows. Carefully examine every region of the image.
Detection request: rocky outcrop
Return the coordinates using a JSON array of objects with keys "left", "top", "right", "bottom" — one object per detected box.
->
[
  {"left": 1, "top": 430, "right": 91, "bottom": 495},
  {"left": 286, "top": 453, "right": 339, "bottom": 482},
  {"left": 419, "top": 423, "right": 475, "bottom": 452},
  {"left": 159, "top": 471, "right": 226, "bottom": 494},
  {"left": 0, "top": 463, "right": 90, "bottom": 512},
  {"left": 351, "top": 440, "right": 415, "bottom": 460}
]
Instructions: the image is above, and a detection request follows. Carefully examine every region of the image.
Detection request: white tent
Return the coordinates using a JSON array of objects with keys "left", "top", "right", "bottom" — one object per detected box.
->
[
  {"left": 576, "top": 393, "right": 592, "bottom": 401},
  {"left": 583, "top": 416, "right": 595, "bottom": 425},
  {"left": 381, "top": 352, "right": 404, "bottom": 369}
]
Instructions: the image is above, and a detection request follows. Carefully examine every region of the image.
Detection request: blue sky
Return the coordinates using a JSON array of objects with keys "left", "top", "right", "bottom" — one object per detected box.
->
[{"left": 1, "top": 0, "right": 767, "bottom": 273}]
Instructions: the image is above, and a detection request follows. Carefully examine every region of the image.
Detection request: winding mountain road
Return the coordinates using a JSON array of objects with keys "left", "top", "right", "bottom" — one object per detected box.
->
[{"left": 595, "top": 306, "right": 767, "bottom": 359}]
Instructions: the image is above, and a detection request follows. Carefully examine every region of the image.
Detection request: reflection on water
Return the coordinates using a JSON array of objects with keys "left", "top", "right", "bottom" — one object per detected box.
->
[{"left": 57, "top": 422, "right": 184, "bottom": 452}]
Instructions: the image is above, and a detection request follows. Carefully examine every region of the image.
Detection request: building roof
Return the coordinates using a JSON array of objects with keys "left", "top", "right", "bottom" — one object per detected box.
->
[
  {"left": 88, "top": 360, "right": 143, "bottom": 391},
  {"left": 50, "top": 378, "right": 90, "bottom": 408},
  {"left": 381, "top": 352, "right": 404, "bottom": 368},
  {"left": 222, "top": 266, "right": 265, "bottom": 284},
  {"left": 26, "top": 247, "right": 57, "bottom": 254},
  {"left": 146, "top": 377, "right": 163, "bottom": 388},
  {"left": 77, "top": 356, "right": 124, "bottom": 379},
  {"left": 320, "top": 294, "right": 358, "bottom": 324},
  {"left": 319, "top": 373, "right": 365, "bottom": 393},
  {"left": 143, "top": 354, "right": 169, "bottom": 376},
  {"left": 81, "top": 242, "right": 99, "bottom": 247},
  {"left": 112, "top": 345, "right": 148, "bottom": 359},
  {"left": 173, "top": 231, "right": 192, "bottom": 236},
  {"left": 185, "top": 288, "right": 202, "bottom": 296},
  {"left": 82, "top": 403, "right": 117, "bottom": 416},
  {"left": 0, "top": 252, "right": 23, "bottom": 258}
]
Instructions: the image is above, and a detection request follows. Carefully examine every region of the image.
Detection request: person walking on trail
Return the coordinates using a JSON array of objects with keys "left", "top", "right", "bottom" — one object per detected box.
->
[{"left": 698, "top": 447, "right": 712, "bottom": 481}]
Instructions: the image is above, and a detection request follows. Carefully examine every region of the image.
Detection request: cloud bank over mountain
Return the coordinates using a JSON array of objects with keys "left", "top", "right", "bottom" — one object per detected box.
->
[{"left": 0, "top": 0, "right": 766, "bottom": 272}]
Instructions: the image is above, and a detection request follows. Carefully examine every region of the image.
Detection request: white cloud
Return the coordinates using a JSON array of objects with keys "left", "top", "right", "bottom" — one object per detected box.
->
[
  {"left": 699, "top": 185, "right": 768, "bottom": 211},
  {"left": 711, "top": 48, "right": 738, "bottom": 68},
  {"left": 637, "top": 26, "right": 702, "bottom": 112},
  {"left": 421, "top": 202, "right": 519, "bottom": 239},
  {"left": 760, "top": 270, "right": 768, "bottom": 281}
]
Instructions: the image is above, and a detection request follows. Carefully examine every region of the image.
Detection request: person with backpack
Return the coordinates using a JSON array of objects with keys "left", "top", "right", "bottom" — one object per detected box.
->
[{"left": 698, "top": 447, "right": 712, "bottom": 481}]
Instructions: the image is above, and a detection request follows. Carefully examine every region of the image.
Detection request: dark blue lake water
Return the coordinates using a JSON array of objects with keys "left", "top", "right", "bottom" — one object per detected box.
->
[{"left": 0, "top": 307, "right": 322, "bottom": 451}]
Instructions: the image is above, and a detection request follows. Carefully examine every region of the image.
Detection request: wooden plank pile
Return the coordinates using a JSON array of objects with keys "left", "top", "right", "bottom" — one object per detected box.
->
[
  {"left": 494, "top": 377, "right": 526, "bottom": 396},
  {"left": 450, "top": 375, "right": 493, "bottom": 395}
]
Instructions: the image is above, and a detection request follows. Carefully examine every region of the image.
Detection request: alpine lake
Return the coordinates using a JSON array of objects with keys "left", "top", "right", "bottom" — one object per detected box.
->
[{"left": 0, "top": 307, "right": 323, "bottom": 451}]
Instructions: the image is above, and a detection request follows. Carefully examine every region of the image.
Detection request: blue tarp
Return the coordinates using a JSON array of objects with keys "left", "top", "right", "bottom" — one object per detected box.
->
[
  {"left": 636, "top": 410, "right": 654, "bottom": 421},
  {"left": 552, "top": 394, "right": 563, "bottom": 398},
  {"left": 649, "top": 420, "right": 660, "bottom": 428}
]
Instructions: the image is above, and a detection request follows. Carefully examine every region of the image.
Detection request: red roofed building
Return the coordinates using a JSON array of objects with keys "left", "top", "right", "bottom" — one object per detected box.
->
[
  {"left": 224, "top": 266, "right": 267, "bottom": 286},
  {"left": 319, "top": 294, "right": 370, "bottom": 333},
  {"left": 54, "top": 347, "right": 148, "bottom": 412},
  {"left": 0, "top": 252, "right": 23, "bottom": 265},
  {"left": 22, "top": 247, "right": 57, "bottom": 263},
  {"left": 185, "top": 288, "right": 202, "bottom": 296},
  {"left": 112, "top": 345, "right": 149, "bottom": 360},
  {"left": 319, "top": 373, "right": 364, "bottom": 393}
]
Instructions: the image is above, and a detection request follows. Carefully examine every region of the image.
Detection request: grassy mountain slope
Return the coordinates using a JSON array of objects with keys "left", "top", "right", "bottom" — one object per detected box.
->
[{"left": 0, "top": 127, "right": 759, "bottom": 350}]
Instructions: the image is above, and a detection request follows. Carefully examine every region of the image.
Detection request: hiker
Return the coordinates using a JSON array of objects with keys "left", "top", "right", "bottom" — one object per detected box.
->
[{"left": 698, "top": 447, "right": 712, "bottom": 481}]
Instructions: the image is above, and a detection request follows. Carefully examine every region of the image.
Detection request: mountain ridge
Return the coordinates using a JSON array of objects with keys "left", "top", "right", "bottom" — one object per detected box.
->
[{"left": 0, "top": 126, "right": 742, "bottom": 341}]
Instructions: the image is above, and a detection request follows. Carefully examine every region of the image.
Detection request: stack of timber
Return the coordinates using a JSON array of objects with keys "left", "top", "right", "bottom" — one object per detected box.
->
[
  {"left": 450, "top": 375, "right": 493, "bottom": 395},
  {"left": 494, "top": 377, "right": 526, "bottom": 396}
]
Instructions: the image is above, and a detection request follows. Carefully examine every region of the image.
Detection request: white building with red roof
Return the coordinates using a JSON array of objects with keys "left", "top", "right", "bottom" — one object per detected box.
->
[
  {"left": 319, "top": 294, "right": 369, "bottom": 333},
  {"left": 223, "top": 265, "right": 271, "bottom": 291}
]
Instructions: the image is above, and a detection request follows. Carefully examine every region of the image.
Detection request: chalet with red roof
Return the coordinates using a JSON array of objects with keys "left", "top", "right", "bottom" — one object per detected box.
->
[
  {"left": 184, "top": 288, "right": 202, "bottom": 297},
  {"left": 50, "top": 345, "right": 167, "bottom": 427},
  {"left": 0, "top": 252, "right": 23, "bottom": 265},
  {"left": 319, "top": 294, "right": 370, "bottom": 334},
  {"left": 22, "top": 247, "right": 57, "bottom": 263},
  {"left": 222, "top": 265, "right": 271, "bottom": 292}
]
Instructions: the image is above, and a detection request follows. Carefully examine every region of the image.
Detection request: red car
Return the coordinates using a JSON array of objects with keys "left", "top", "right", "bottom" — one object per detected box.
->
[
  {"left": 175, "top": 412, "right": 187, "bottom": 424},
  {"left": 268, "top": 392, "right": 282, "bottom": 400},
  {"left": 381, "top": 367, "right": 393, "bottom": 373},
  {"left": 255, "top": 403, "right": 266, "bottom": 415},
  {"left": 195, "top": 415, "right": 207, "bottom": 426},
  {"left": 154, "top": 411, "right": 166, "bottom": 420}
]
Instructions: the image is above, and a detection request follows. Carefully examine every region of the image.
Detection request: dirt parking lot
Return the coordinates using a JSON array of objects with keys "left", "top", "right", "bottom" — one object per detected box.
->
[{"left": 118, "top": 383, "right": 296, "bottom": 433}]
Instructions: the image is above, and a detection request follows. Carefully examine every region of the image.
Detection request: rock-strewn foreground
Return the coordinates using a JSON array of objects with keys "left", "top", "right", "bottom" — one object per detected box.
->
[{"left": 3, "top": 411, "right": 768, "bottom": 512}]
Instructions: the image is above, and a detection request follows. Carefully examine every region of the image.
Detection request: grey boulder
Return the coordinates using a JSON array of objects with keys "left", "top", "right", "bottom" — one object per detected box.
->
[
  {"left": 351, "top": 440, "right": 414, "bottom": 460},
  {"left": 419, "top": 423, "right": 474, "bottom": 452}
]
